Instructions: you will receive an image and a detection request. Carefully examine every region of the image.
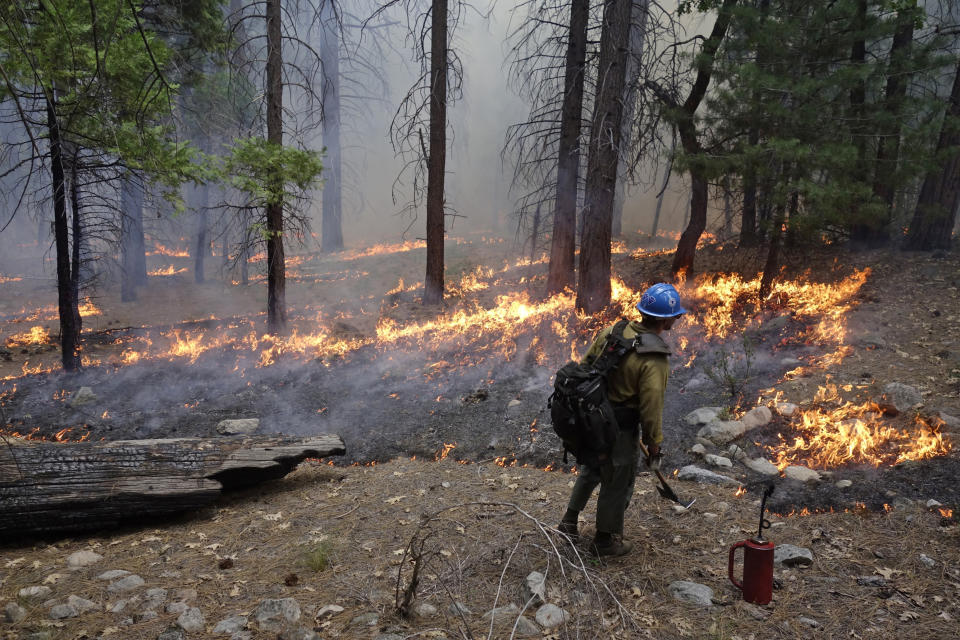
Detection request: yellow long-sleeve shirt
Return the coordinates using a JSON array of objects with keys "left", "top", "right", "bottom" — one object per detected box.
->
[{"left": 581, "top": 320, "right": 671, "bottom": 446}]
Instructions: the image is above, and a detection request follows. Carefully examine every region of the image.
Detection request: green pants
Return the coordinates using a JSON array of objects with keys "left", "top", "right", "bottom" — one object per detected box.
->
[{"left": 566, "top": 426, "right": 638, "bottom": 535}]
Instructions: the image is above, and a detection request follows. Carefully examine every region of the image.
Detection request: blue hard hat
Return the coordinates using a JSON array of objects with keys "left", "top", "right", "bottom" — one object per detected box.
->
[{"left": 636, "top": 283, "right": 687, "bottom": 318}]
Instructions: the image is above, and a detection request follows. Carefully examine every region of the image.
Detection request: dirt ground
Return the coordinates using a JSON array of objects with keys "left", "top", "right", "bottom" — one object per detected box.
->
[{"left": 1, "top": 235, "right": 960, "bottom": 638}]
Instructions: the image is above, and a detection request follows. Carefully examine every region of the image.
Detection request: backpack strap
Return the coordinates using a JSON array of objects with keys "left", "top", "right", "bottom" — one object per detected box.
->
[{"left": 588, "top": 319, "right": 636, "bottom": 375}]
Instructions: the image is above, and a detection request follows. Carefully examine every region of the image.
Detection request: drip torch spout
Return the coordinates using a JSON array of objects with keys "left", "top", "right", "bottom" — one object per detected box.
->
[{"left": 757, "top": 484, "right": 775, "bottom": 541}]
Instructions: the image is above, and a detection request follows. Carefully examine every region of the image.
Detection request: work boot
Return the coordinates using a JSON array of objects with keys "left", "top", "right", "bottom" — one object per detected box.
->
[
  {"left": 557, "top": 519, "right": 579, "bottom": 542},
  {"left": 591, "top": 533, "right": 632, "bottom": 557}
]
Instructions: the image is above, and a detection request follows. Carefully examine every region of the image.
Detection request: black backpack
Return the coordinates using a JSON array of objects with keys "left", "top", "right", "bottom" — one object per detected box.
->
[{"left": 548, "top": 319, "right": 636, "bottom": 465}]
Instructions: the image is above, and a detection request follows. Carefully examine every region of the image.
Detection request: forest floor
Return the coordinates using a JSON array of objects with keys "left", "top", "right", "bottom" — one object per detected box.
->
[{"left": 1, "top": 232, "right": 959, "bottom": 639}]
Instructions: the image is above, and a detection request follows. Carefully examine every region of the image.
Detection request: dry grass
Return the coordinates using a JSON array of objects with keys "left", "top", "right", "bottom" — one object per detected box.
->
[{"left": 1, "top": 456, "right": 958, "bottom": 639}]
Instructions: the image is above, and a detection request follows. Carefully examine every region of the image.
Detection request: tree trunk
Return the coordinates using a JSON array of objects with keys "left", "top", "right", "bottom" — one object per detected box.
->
[
  {"left": 69, "top": 158, "right": 83, "bottom": 340},
  {"left": 576, "top": 0, "right": 633, "bottom": 314},
  {"left": 320, "top": 1, "right": 344, "bottom": 253},
  {"left": 739, "top": 0, "right": 767, "bottom": 248},
  {"left": 266, "top": 0, "right": 286, "bottom": 332},
  {"left": 848, "top": 0, "right": 872, "bottom": 245},
  {"left": 906, "top": 60, "right": 960, "bottom": 251},
  {"left": 194, "top": 181, "right": 208, "bottom": 284},
  {"left": 546, "top": 0, "right": 589, "bottom": 295},
  {"left": 871, "top": 4, "right": 915, "bottom": 242},
  {"left": 651, "top": 131, "right": 675, "bottom": 238},
  {"left": 47, "top": 98, "right": 80, "bottom": 372},
  {"left": 0, "top": 434, "right": 345, "bottom": 539},
  {"left": 120, "top": 172, "right": 146, "bottom": 301},
  {"left": 423, "top": 0, "right": 448, "bottom": 306},
  {"left": 611, "top": 0, "right": 650, "bottom": 238},
  {"left": 668, "top": 0, "right": 736, "bottom": 278}
]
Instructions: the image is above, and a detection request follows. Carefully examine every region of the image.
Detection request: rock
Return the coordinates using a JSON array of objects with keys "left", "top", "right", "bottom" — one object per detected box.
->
[
  {"left": 166, "top": 602, "right": 190, "bottom": 615},
  {"left": 66, "top": 595, "right": 99, "bottom": 614},
  {"left": 535, "top": 604, "right": 570, "bottom": 629},
  {"left": 521, "top": 571, "right": 546, "bottom": 605},
  {"left": 726, "top": 444, "right": 746, "bottom": 460},
  {"left": 213, "top": 615, "right": 248, "bottom": 634},
  {"left": 697, "top": 420, "right": 746, "bottom": 446},
  {"left": 143, "top": 588, "right": 168, "bottom": 609},
  {"left": 230, "top": 633, "right": 253, "bottom": 640},
  {"left": 857, "top": 576, "right": 886, "bottom": 586},
  {"left": 882, "top": 382, "right": 922, "bottom": 412},
  {"left": 506, "top": 399, "right": 523, "bottom": 416},
  {"left": 742, "top": 406, "right": 773, "bottom": 430},
  {"left": 348, "top": 612, "right": 379, "bottom": 627},
  {"left": 926, "top": 499, "right": 943, "bottom": 508},
  {"left": 172, "top": 588, "right": 198, "bottom": 602},
  {"left": 278, "top": 629, "right": 321, "bottom": 640},
  {"left": 743, "top": 458, "right": 779, "bottom": 476},
  {"left": 216, "top": 418, "right": 259, "bottom": 435},
  {"left": 97, "top": 569, "right": 131, "bottom": 580},
  {"left": 704, "top": 454, "right": 733, "bottom": 468},
  {"left": 690, "top": 443, "right": 707, "bottom": 456},
  {"left": 836, "top": 479, "right": 853, "bottom": 488},
  {"left": 448, "top": 602, "right": 472, "bottom": 617},
  {"left": 412, "top": 602, "right": 438, "bottom": 617},
  {"left": 71, "top": 386, "right": 97, "bottom": 406},
  {"left": 372, "top": 635, "right": 403, "bottom": 640},
  {"left": 934, "top": 411, "right": 960, "bottom": 431},
  {"left": 684, "top": 407, "right": 722, "bottom": 426},
  {"left": 18, "top": 586, "right": 52, "bottom": 602},
  {"left": 177, "top": 607, "right": 205, "bottom": 633},
  {"left": 315, "top": 604, "right": 344, "bottom": 619},
  {"left": 672, "top": 504, "right": 690, "bottom": 514},
  {"left": 919, "top": 554, "right": 936, "bottom": 568},
  {"left": 137, "top": 610, "right": 159, "bottom": 623},
  {"left": 684, "top": 373, "right": 711, "bottom": 392},
  {"left": 66, "top": 550, "right": 103, "bottom": 568},
  {"left": 774, "top": 402, "right": 799, "bottom": 417},
  {"left": 668, "top": 581, "right": 714, "bottom": 607},
  {"left": 4, "top": 602, "right": 27, "bottom": 623},
  {"left": 108, "top": 574, "right": 145, "bottom": 593},
  {"left": 514, "top": 615, "right": 540, "bottom": 636},
  {"left": 483, "top": 603, "right": 521, "bottom": 625},
  {"left": 775, "top": 544, "right": 814, "bottom": 567},
  {"left": 677, "top": 465, "right": 739, "bottom": 486},
  {"left": 892, "top": 497, "right": 914, "bottom": 510},
  {"left": 157, "top": 627, "right": 185, "bottom": 640},
  {"left": 780, "top": 357, "right": 802, "bottom": 367},
  {"left": 783, "top": 466, "right": 821, "bottom": 482},
  {"left": 797, "top": 616, "right": 821, "bottom": 628},
  {"left": 49, "top": 603, "right": 79, "bottom": 619},
  {"left": 253, "top": 598, "right": 301, "bottom": 632},
  {"left": 740, "top": 602, "right": 769, "bottom": 620}
]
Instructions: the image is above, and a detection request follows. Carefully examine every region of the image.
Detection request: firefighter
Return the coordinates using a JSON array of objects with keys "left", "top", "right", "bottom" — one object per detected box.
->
[{"left": 558, "top": 283, "right": 685, "bottom": 556}]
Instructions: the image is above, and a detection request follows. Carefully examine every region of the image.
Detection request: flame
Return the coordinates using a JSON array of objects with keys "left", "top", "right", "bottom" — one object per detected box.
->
[
  {"left": 939, "top": 508, "right": 953, "bottom": 518},
  {"left": 6, "top": 326, "right": 51, "bottom": 347},
  {"left": 734, "top": 486, "right": 746, "bottom": 497},
  {"left": 149, "top": 243, "right": 190, "bottom": 258},
  {"left": 436, "top": 442, "right": 456, "bottom": 461},
  {"left": 148, "top": 265, "right": 188, "bottom": 276},
  {"left": 0, "top": 275, "right": 23, "bottom": 284}
]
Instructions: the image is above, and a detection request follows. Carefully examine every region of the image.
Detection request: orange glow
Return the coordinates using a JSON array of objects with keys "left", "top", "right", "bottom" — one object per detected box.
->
[
  {"left": 149, "top": 243, "right": 190, "bottom": 258},
  {"left": 148, "top": 265, "right": 188, "bottom": 277},
  {"left": 435, "top": 442, "right": 456, "bottom": 461},
  {"left": 734, "top": 486, "right": 746, "bottom": 498},
  {"left": 939, "top": 508, "right": 953, "bottom": 518},
  {"left": 5, "top": 326, "right": 50, "bottom": 347},
  {"left": 0, "top": 275, "right": 23, "bottom": 284}
]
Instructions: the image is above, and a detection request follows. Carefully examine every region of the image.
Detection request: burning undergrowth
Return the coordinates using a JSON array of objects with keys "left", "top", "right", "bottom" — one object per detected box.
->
[{"left": 0, "top": 235, "right": 956, "bottom": 514}]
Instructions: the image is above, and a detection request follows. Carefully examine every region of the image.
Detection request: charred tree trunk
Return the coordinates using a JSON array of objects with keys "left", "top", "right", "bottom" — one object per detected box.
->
[
  {"left": 871, "top": 5, "right": 915, "bottom": 240},
  {"left": 320, "top": 1, "right": 344, "bottom": 253},
  {"left": 120, "top": 172, "right": 147, "bottom": 301},
  {"left": 666, "top": 0, "right": 736, "bottom": 278},
  {"left": 194, "top": 181, "right": 209, "bottom": 284},
  {"left": 906, "top": 60, "right": 960, "bottom": 251},
  {"left": 848, "top": 0, "right": 872, "bottom": 246},
  {"left": 69, "top": 158, "right": 82, "bottom": 339},
  {"left": 266, "top": 0, "right": 287, "bottom": 332},
  {"left": 0, "top": 434, "right": 345, "bottom": 539},
  {"left": 529, "top": 203, "right": 541, "bottom": 263},
  {"left": 546, "top": 0, "right": 589, "bottom": 295},
  {"left": 611, "top": 0, "right": 650, "bottom": 238},
  {"left": 47, "top": 98, "right": 80, "bottom": 372},
  {"left": 423, "top": 0, "right": 448, "bottom": 306},
  {"left": 576, "top": 0, "right": 633, "bottom": 313}
]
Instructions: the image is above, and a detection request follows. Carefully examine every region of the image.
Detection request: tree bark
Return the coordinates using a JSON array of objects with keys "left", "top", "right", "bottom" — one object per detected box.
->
[
  {"left": 651, "top": 131, "right": 675, "bottom": 238},
  {"left": 906, "top": 59, "right": 960, "bottom": 251},
  {"left": 423, "top": 0, "right": 448, "bottom": 306},
  {"left": 266, "top": 0, "right": 286, "bottom": 332},
  {"left": 120, "top": 172, "right": 146, "bottom": 301},
  {"left": 668, "top": 0, "right": 736, "bottom": 278},
  {"left": 611, "top": 0, "right": 650, "bottom": 238},
  {"left": 47, "top": 97, "right": 81, "bottom": 372},
  {"left": 0, "top": 434, "right": 346, "bottom": 539},
  {"left": 576, "top": 0, "right": 633, "bottom": 313},
  {"left": 69, "top": 157, "right": 83, "bottom": 340},
  {"left": 848, "top": 0, "right": 873, "bottom": 246},
  {"left": 194, "top": 180, "right": 208, "bottom": 284},
  {"left": 320, "top": 1, "right": 344, "bottom": 253},
  {"left": 546, "top": 0, "right": 589, "bottom": 295}
]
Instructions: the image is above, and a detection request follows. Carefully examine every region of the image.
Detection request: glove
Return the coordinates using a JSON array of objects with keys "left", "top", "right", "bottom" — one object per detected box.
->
[{"left": 646, "top": 452, "right": 663, "bottom": 472}]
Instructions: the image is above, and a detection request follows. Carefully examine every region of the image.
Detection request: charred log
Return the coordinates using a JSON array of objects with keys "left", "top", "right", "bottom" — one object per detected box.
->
[{"left": 0, "top": 434, "right": 345, "bottom": 539}]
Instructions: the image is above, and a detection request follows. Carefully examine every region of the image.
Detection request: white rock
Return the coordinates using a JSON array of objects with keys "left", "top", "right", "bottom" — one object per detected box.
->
[
  {"left": 836, "top": 479, "right": 853, "bottom": 489},
  {"left": 783, "top": 466, "right": 821, "bottom": 483},
  {"left": 742, "top": 406, "right": 773, "bottom": 430},
  {"left": 216, "top": 418, "right": 259, "bottom": 435},
  {"left": 521, "top": 571, "right": 546, "bottom": 605},
  {"left": 677, "top": 465, "right": 739, "bottom": 486},
  {"left": 743, "top": 458, "right": 779, "bottom": 476},
  {"left": 66, "top": 595, "right": 99, "bottom": 614},
  {"left": 883, "top": 382, "right": 923, "bottom": 412},
  {"left": 18, "top": 586, "right": 52, "bottom": 601},
  {"left": 107, "top": 574, "right": 145, "bottom": 593},
  {"left": 798, "top": 616, "right": 821, "bottom": 628},
  {"left": 253, "top": 598, "right": 300, "bottom": 632},
  {"left": 726, "top": 444, "right": 746, "bottom": 460},
  {"left": 314, "top": 604, "right": 344, "bottom": 619},
  {"left": 4, "top": 602, "right": 27, "bottom": 623},
  {"left": 926, "top": 499, "right": 943, "bottom": 508},
  {"left": 515, "top": 615, "right": 541, "bottom": 636},
  {"left": 412, "top": 602, "right": 438, "bottom": 617},
  {"left": 684, "top": 373, "right": 711, "bottom": 392},
  {"left": 97, "top": 570, "right": 131, "bottom": 580},
  {"left": 690, "top": 443, "right": 707, "bottom": 456},
  {"left": 684, "top": 407, "right": 723, "bottom": 426},
  {"left": 535, "top": 603, "right": 570, "bottom": 629},
  {"left": 774, "top": 402, "right": 799, "bottom": 417},
  {"left": 697, "top": 420, "right": 746, "bottom": 445},
  {"left": 506, "top": 399, "right": 523, "bottom": 416},
  {"left": 774, "top": 544, "right": 813, "bottom": 567},
  {"left": 177, "top": 607, "right": 206, "bottom": 633},
  {"left": 213, "top": 614, "right": 247, "bottom": 634},
  {"left": 448, "top": 602, "right": 472, "bottom": 616},
  {"left": 919, "top": 554, "right": 936, "bottom": 568},
  {"left": 49, "top": 603, "right": 79, "bottom": 619},
  {"left": 668, "top": 581, "right": 714, "bottom": 607},
  {"left": 704, "top": 454, "right": 733, "bottom": 468},
  {"left": 483, "top": 603, "right": 520, "bottom": 625},
  {"left": 71, "top": 386, "right": 97, "bottom": 406},
  {"left": 66, "top": 550, "right": 103, "bottom": 569},
  {"left": 166, "top": 602, "right": 189, "bottom": 615},
  {"left": 672, "top": 504, "right": 690, "bottom": 514}
]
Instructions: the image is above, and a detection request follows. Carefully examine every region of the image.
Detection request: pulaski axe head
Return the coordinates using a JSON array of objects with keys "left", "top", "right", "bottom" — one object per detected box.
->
[{"left": 656, "top": 479, "right": 695, "bottom": 509}]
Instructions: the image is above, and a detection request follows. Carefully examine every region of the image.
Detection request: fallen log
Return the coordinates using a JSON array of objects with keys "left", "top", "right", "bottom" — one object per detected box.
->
[{"left": 0, "top": 434, "right": 345, "bottom": 539}]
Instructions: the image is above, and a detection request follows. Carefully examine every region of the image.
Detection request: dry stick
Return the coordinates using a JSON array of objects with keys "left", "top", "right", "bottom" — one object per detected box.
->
[{"left": 489, "top": 532, "right": 524, "bottom": 640}]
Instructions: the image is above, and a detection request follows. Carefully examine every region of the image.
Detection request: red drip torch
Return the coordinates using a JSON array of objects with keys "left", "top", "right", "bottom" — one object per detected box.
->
[{"left": 728, "top": 485, "right": 775, "bottom": 605}]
